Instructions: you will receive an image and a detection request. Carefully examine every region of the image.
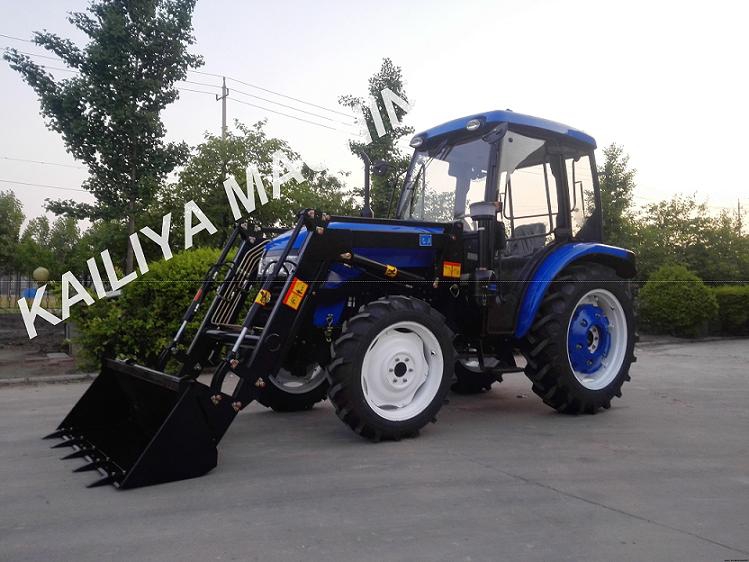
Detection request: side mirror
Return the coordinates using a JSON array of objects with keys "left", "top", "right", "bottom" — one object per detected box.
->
[{"left": 372, "top": 160, "right": 391, "bottom": 177}]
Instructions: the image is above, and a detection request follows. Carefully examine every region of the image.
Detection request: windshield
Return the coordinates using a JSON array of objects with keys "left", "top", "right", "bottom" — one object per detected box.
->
[{"left": 396, "top": 137, "right": 492, "bottom": 223}]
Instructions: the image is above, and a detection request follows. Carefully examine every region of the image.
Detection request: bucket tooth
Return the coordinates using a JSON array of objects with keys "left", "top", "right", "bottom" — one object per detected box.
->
[
  {"left": 74, "top": 460, "right": 109, "bottom": 473},
  {"left": 87, "top": 473, "right": 121, "bottom": 488},
  {"left": 62, "top": 448, "right": 96, "bottom": 460},
  {"left": 43, "top": 428, "right": 70, "bottom": 440},
  {"left": 51, "top": 438, "right": 84, "bottom": 449}
]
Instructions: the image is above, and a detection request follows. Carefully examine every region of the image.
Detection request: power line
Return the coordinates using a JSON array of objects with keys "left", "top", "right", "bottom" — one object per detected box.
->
[
  {"left": 0, "top": 156, "right": 85, "bottom": 169},
  {"left": 36, "top": 64, "right": 78, "bottom": 74},
  {"left": 230, "top": 85, "right": 355, "bottom": 126},
  {"left": 4, "top": 44, "right": 354, "bottom": 135},
  {"left": 222, "top": 74, "right": 354, "bottom": 119},
  {"left": 0, "top": 178, "right": 86, "bottom": 193},
  {"left": 4, "top": 48, "right": 353, "bottom": 125},
  {"left": 0, "top": 33, "right": 33, "bottom": 43},
  {"left": 4, "top": 48, "right": 61, "bottom": 61},
  {"left": 178, "top": 86, "right": 218, "bottom": 96},
  {"left": 186, "top": 67, "right": 353, "bottom": 118},
  {"left": 5, "top": 39, "right": 355, "bottom": 123},
  {"left": 228, "top": 97, "right": 358, "bottom": 137},
  {"left": 180, "top": 78, "right": 222, "bottom": 89},
  {"left": 181, "top": 76, "right": 355, "bottom": 126}
]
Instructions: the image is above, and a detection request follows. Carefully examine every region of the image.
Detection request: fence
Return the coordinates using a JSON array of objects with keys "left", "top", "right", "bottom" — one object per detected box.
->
[{"left": 0, "top": 273, "right": 59, "bottom": 310}]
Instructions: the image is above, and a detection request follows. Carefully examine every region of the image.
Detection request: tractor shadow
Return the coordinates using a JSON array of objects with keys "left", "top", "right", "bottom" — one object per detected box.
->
[{"left": 229, "top": 372, "right": 569, "bottom": 450}]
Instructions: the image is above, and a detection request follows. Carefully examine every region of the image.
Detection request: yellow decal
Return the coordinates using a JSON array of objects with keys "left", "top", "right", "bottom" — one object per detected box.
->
[
  {"left": 384, "top": 265, "right": 398, "bottom": 278},
  {"left": 442, "top": 261, "right": 462, "bottom": 279},
  {"left": 283, "top": 277, "right": 309, "bottom": 310},
  {"left": 254, "top": 289, "right": 271, "bottom": 306}
]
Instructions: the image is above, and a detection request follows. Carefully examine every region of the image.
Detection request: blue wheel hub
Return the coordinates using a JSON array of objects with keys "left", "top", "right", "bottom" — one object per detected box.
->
[{"left": 568, "top": 304, "right": 611, "bottom": 374}]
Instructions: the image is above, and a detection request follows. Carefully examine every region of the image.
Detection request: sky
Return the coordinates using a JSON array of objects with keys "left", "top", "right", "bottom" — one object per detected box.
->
[{"left": 1, "top": 0, "right": 747, "bottom": 226}]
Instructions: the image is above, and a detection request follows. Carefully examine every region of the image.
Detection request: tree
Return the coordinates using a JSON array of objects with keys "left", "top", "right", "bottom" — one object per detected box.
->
[
  {"left": 13, "top": 215, "right": 86, "bottom": 277},
  {"left": 0, "top": 190, "right": 24, "bottom": 272},
  {"left": 339, "top": 58, "right": 414, "bottom": 218},
  {"left": 49, "top": 216, "right": 84, "bottom": 276},
  {"left": 597, "top": 144, "right": 637, "bottom": 247},
  {"left": 78, "top": 219, "right": 130, "bottom": 267},
  {"left": 4, "top": 0, "right": 203, "bottom": 273},
  {"left": 16, "top": 217, "right": 52, "bottom": 274},
  {"left": 157, "top": 121, "right": 357, "bottom": 249},
  {"left": 633, "top": 195, "right": 749, "bottom": 282}
]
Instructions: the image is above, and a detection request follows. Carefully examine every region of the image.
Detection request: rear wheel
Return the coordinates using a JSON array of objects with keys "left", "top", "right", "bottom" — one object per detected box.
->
[
  {"left": 328, "top": 296, "right": 454, "bottom": 440},
  {"left": 522, "top": 264, "right": 635, "bottom": 414},
  {"left": 255, "top": 363, "right": 328, "bottom": 412},
  {"left": 451, "top": 359, "right": 499, "bottom": 394}
]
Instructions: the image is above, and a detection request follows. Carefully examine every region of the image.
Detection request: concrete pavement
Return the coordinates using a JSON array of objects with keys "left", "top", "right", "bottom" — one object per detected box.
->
[{"left": 1, "top": 339, "right": 747, "bottom": 561}]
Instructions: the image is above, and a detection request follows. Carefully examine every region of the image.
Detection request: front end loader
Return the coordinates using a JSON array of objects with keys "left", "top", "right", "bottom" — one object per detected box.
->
[{"left": 48, "top": 110, "right": 637, "bottom": 488}]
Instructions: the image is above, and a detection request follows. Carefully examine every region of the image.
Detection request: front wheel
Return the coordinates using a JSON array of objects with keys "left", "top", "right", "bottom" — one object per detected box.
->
[
  {"left": 327, "top": 296, "right": 454, "bottom": 440},
  {"left": 522, "top": 264, "right": 636, "bottom": 414}
]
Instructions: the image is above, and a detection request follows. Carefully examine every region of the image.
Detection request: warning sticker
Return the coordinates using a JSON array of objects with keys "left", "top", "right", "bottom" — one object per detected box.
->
[
  {"left": 442, "top": 261, "right": 462, "bottom": 279},
  {"left": 254, "top": 289, "right": 271, "bottom": 306},
  {"left": 384, "top": 265, "right": 398, "bottom": 278},
  {"left": 283, "top": 277, "right": 309, "bottom": 310}
]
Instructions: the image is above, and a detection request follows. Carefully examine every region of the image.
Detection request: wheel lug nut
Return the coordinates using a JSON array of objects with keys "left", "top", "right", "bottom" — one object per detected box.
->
[{"left": 576, "top": 344, "right": 582, "bottom": 350}]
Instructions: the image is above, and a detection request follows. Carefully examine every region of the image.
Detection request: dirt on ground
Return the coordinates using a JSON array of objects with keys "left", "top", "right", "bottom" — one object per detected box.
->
[{"left": 0, "top": 314, "right": 75, "bottom": 379}]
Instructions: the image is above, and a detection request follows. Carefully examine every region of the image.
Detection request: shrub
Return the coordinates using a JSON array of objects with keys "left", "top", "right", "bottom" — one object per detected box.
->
[
  {"left": 71, "top": 247, "right": 221, "bottom": 371},
  {"left": 712, "top": 285, "right": 749, "bottom": 335},
  {"left": 639, "top": 264, "right": 718, "bottom": 337}
]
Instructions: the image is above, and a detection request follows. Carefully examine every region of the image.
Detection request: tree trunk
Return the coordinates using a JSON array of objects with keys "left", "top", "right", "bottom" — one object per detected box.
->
[{"left": 125, "top": 198, "right": 135, "bottom": 274}]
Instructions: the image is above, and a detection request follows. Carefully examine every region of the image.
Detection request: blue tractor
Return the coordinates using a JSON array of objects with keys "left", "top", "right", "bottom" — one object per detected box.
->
[{"left": 47, "top": 110, "right": 636, "bottom": 488}]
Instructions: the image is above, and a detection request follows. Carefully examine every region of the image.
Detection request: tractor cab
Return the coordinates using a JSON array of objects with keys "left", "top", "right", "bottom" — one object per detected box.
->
[
  {"left": 397, "top": 110, "right": 601, "bottom": 245},
  {"left": 395, "top": 110, "right": 605, "bottom": 332}
]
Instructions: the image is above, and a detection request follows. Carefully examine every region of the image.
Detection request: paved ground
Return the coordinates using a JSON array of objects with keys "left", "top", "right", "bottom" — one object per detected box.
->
[
  {"left": 1, "top": 339, "right": 747, "bottom": 562},
  {"left": 0, "top": 314, "right": 74, "bottom": 380}
]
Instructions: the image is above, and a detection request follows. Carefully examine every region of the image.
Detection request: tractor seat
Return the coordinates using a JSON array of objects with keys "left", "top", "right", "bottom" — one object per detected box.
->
[{"left": 504, "top": 223, "right": 547, "bottom": 258}]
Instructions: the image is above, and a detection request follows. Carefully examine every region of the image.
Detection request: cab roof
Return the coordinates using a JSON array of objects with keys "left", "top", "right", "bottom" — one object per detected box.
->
[{"left": 413, "top": 110, "right": 596, "bottom": 148}]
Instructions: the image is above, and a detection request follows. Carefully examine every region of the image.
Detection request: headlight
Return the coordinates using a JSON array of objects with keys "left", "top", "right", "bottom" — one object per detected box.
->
[
  {"left": 259, "top": 252, "right": 299, "bottom": 277},
  {"left": 465, "top": 118, "right": 482, "bottom": 131}
]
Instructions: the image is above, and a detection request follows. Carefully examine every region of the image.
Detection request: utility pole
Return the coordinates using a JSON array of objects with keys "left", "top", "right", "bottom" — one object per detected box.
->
[
  {"left": 216, "top": 76, "right": 231, "bottom": 242},
  {"left": 216, "top": 76, "right": 229, "bottom": 140}
]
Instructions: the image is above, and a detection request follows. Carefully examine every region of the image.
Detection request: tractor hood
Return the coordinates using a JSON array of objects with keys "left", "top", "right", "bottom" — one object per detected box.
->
[
  {"left": 260, "top": 221, "right": 443, "bottom": 288},
  {"left": 263, "top": 221, "right": 443, "bottom": 254}
]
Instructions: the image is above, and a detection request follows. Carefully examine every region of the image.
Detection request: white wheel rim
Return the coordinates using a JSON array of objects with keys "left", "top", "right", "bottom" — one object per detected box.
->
[
  {"left": 360, "top": 320, "right": 444, "bottom": 421},
  {"left": 270, "top": 364, "right": 326, "bottom": 395},
  {"left": 566, "top": 288, "right": 628, "bottom": 391}
]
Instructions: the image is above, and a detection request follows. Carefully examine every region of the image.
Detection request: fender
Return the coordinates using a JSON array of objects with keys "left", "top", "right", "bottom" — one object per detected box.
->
[{"left": 514, "top": 243, "right": 635, "bottom": 338}]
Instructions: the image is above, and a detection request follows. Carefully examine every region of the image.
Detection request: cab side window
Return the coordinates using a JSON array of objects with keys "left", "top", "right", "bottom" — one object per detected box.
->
[
  {"left": 566, "top": 155, "right": 596, "bottom": 238},
  {"left": 501, "top": 159, "right": 559, "bottom": 257}
]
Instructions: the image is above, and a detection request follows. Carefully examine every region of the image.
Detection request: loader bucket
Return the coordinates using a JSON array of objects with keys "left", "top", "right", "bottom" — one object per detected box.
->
[{"left": 46, "top": 359, "right": 237, "bottom": 489}]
